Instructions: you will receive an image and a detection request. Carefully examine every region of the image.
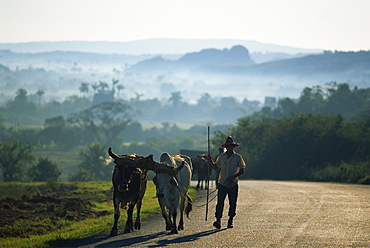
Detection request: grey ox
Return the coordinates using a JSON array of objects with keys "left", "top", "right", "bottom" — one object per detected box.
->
[{"left": 153, "top": 152, "right": 193, "bottom": 234}]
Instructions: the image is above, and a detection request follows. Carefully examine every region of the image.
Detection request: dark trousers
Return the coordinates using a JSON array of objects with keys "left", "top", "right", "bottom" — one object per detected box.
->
[{"left": 215, "top": 184, "right": 239, "bottom": 219}]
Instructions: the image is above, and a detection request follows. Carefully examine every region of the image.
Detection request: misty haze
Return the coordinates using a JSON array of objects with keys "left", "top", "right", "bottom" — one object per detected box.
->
[{"left": 1, "top": 40, "right": 369, "bottom": 124}]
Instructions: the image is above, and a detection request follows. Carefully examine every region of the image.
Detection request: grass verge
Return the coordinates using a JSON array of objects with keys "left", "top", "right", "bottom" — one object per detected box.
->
[
  {"left": 0, "top": 181, "right": 158, "bottom": 247},
  {"left": 0, "top": 181, "right": 196, "bottom": 248}
]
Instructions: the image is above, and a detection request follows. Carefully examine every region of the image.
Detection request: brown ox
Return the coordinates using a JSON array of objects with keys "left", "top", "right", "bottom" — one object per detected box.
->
[
  {"left": 108, "top": 149, "right": 150, "bottom": 236},
  {"left": 108, "top": 148, "right": 193, "bottom": 235}
]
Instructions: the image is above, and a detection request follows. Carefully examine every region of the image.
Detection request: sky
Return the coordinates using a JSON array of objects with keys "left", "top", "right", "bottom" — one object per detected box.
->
[{"left": 1, "top": 0, "right": 370, "bottom": 51}]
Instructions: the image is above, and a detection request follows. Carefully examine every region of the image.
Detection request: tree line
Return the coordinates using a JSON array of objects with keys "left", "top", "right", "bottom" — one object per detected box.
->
[
  {"left": 212, "top": 113, "right": 369, "bottom": 184},
  {"left": 0, "top": 82, "right": 369, "bottom": 183}
]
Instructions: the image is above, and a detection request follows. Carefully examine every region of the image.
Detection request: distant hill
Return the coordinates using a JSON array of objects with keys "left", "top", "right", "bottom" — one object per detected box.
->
[
  {"left": 0, "top": 49, "right": 154, "bottom": 66},
  {"left": 1, "top": 44, "right": 368, "bottom": 105},
  {"left": 129, "top": 45, "right": 254, "bottom": 72},
  {"left": 243, "top": 51, "right": 370, "bottom": 76},
  {"left": 178, "top": 45, "right": 254, "bottom": 67},
  {"left": 127, "top": 47, "right": 370, "bottom": 81},
  {"left": 0, "top": 39, "right": 322, "bottom": 55}
]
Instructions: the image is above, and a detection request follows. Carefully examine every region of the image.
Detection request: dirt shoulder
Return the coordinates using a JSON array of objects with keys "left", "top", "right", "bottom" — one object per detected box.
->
[{"left": 0, "top": 185, "right": 111, "bottom": 238}]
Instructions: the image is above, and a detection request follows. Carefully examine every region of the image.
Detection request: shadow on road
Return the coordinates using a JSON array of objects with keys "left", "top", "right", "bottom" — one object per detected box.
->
[{"left": 94, "top": 229, "right": 224, "bottom": 247}]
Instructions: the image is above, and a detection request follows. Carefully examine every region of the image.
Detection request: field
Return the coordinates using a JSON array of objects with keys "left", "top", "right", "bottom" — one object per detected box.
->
[
  {"left": 0, "top": 181, "right": 161, "bottom": 248},
  {"left": 32, "top": 148, "right": 81, "bottom": 182}
]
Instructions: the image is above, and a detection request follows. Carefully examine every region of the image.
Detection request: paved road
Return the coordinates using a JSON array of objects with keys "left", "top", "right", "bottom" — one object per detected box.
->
[{"left": 65, "top": 181, "right": 370, "bottom": 247}]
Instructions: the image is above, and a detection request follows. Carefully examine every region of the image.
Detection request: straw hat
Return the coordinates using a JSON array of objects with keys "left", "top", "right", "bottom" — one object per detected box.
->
[{"left": 221, "top": 136, "right": 239, "bottom": 147}]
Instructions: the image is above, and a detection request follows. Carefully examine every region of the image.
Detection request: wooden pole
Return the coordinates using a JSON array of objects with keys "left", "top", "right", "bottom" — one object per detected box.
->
[{"left": 205, "top": 126, "right": 211, "bottom": 221}]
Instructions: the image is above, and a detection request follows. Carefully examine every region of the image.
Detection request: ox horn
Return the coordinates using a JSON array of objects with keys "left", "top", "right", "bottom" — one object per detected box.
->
[
  {"left": 176, "top": 161, "right": 185, "bottom": 172},
  {"left": 108, "top": 147, "right": 156, "bottom": 169},
  {"left": 108, "top": 147, "right": 119, "bottom": 160}
]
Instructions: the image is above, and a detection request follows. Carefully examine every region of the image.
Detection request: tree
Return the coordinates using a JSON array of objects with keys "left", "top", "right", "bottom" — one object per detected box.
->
[
  {"left": 196, "top": 93, "right": 216, "bottom": 112},
  {"left": 326, "top": 83, "right": 357, "bottom": 114},
  {"left": 111, "top": 78, "right": 119, "bottom": 92},
  {"left": 68, "top": 102, "right": 133, "bottom": 147},
  {"left": 36, "top": 89, "right": 45, "bottom": 106},
  {"left": 79, "top": 82, "right": 90, "bottom": 95},
  {"left": 98, "top": 81, "right": 109, "bottom": 92},
  {"left": 29, "top": 157, "right": 61, "bottom": 181},
  {"left": 91, "top": 83, "right": 99, "bottom": 93},
  {"left": 168, "top": 91, "right": 183, "bottom": 107},
  {"left": 15, "top": 88, "right": 28, "bottom": 103},
  {"left": 0, "top": 141, "right": 36, "bottom": 181},
  {"left": 116, "top": 85, "right": 125, "bottom": 97},
  {"left": 278, "top": 97, "right": 297, "bottom": 115},
  {"left": 69, "top": 143, "right": 112, "bottom": 181},
  {"left": 44, "top": 116, "right": 66, "bottom": 127}
]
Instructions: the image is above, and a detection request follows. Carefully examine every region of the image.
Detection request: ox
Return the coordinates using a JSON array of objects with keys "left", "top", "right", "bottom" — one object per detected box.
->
[
  {"left": 192, "top": 154, "right": 211, "bottom": 190},
  {"left": 108, "top": 148, "right": 150, "bottom": 236},
  {"left": 153, "top": 152, "right": 193, "bottom": 234}
]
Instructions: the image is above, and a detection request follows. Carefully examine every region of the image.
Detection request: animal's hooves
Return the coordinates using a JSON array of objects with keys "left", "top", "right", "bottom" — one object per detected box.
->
[
  {"left": 171, "top": 228, "right": 178, "bottom": 234},
  {"left": 166, "top": 225, "right": 171, "bottom": 231},
  {"left": 178, "top": 225, "right": 184, "bottom": 230},
  {"left": 135, "top": 222, "right": 141, "bottom": 230}
]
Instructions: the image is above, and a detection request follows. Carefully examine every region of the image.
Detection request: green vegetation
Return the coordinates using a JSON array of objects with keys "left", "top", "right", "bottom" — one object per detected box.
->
[
  {"left": 0, "top": 82, "right": 369, "bottom": 184},
  {"left": 0, "top": 141, "right": 36, "bottom": 181},
  {"left": 254, "top": 82, "right": 370, "bottom": 119},
  {"left": 0, "top": 181, "right": 162, "bottom": 248},
  {"left": 212, "top": 113, "right": 370, "bottom": 184}
]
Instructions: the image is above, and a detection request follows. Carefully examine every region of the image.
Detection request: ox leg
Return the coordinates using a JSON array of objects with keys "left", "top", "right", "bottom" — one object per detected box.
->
[
  {"left": 178, "top": 194, "right": 186, "bottom": 231},
  {"left": 110, "top": 198, "right": 120, "bottom": 236},
  {"left": 124, "top": 203, "right": 134, "bottom": 233},
  {"left": 170, "top": 206, "right": 178, "bottom": 234},
  {"left": 158, "top": 198, "right": 172, "bottom": 231},
  {"left": 134, "top": 198, "right": 142, "bottom": 230}
]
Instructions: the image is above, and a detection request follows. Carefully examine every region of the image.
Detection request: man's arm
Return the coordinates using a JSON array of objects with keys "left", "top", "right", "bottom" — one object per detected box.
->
[
  {"left": 234, "top": 168, "right": 244, "bottom": 178},
  {"left": 207, "top": 154, "right": 219, "bottom": 171},
  {"left": 226, "top": 168, "right": 244, "bottom": 183}
]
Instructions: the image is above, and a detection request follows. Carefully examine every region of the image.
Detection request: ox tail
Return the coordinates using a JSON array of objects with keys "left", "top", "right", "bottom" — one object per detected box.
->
[{"left": 185, "top": 194, "right": 193, "bottom": 219}]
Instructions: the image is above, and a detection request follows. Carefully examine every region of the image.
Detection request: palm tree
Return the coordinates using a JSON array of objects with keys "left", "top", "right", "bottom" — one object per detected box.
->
[
  {"left": 112, "top": 79, "right": 119, "bottom": 89},
  {"left": 116, "top": 85, "right": 124, "bottom": 97},
  {"left": 168, "top": 91, "right": 182, "bottom": 107},
  {"left": 79, "top": 143, "right": 111, "bottom": 181},
  {"left": 36, "top": 89, "right": 45, "bottom": 106},
  {"left": 91, "top": 83, "right": 99, "bottom": 93},
  {"left": 15, "top": 88, "right": 28, "bottom": 103},
  {"left": 79, "top": 82, "right": 89, "bottom": 96},
  {"left": 98, "top": 81, "right": 109, "bottom": 92},
  {"left": 133, "top": 92, "right": 144, "bottom": 102}
]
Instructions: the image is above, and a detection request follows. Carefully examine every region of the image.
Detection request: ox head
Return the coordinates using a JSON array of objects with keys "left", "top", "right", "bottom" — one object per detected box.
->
[
  {"left": 108, "top": 147, "right": 182, "bottom": 176},
  {"left": 113, "top": 164, "right": 143, "bottom": 193},
  {"left": 108, "top": 147, "right": 152, "bottom": 193},
  {"left": 153, "top": 152, "right": 185, "bottom": 200},
  {"left": 108, "top": 148, "right": 187, "bottom": 198},
  {"left": 108, "top": 147, "right": 154, "bottom": 167}
]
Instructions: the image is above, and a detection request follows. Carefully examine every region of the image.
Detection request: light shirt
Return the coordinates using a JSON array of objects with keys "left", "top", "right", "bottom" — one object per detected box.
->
[{"left": 215, "top": 151, "right": 246, "bottom": 187}]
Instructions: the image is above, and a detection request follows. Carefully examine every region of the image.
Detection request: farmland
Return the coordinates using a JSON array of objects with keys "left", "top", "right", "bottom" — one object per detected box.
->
[{"left": 0, "top": 181, "right": 160, "bottom": 248}]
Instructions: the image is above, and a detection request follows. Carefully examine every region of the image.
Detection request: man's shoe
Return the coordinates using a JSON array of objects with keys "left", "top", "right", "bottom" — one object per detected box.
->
[
  {"left": 213, "top": 220, "right": 221, "bottom": 229},
  {"left": 227, "top": 218, "right": 233, "bottom": 228}
]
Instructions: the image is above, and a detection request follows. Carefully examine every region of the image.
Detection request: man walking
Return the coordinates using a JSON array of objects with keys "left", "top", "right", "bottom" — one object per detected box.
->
[{"left": 207, "top": 136, "right": 246, "bottom": 229}]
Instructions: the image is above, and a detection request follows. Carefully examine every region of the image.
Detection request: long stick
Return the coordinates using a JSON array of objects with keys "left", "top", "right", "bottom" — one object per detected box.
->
[{"left": 205, "top": 126, "right": 211, "bottom": 221}]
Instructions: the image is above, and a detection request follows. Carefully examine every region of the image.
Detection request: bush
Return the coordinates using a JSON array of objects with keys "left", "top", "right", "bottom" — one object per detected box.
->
[
  {"left": 29, "top": 157, "right": 61, "bottom": 182},
  {"left": 311, "top": 161, "right": 370, "bottom": 184}
]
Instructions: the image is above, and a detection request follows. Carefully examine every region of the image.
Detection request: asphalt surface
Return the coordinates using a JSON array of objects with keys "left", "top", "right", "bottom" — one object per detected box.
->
[{"left": 64, "top": 181, "right": 370, "bottom": 247}]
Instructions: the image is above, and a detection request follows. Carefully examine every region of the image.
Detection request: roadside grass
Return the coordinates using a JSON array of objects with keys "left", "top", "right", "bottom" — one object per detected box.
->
[
  {"left": 0, "top": 181, "right": 162, "bottom": 248},
  {"left": 0, "top": 181, "right": 45, "bottom": 197}
]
